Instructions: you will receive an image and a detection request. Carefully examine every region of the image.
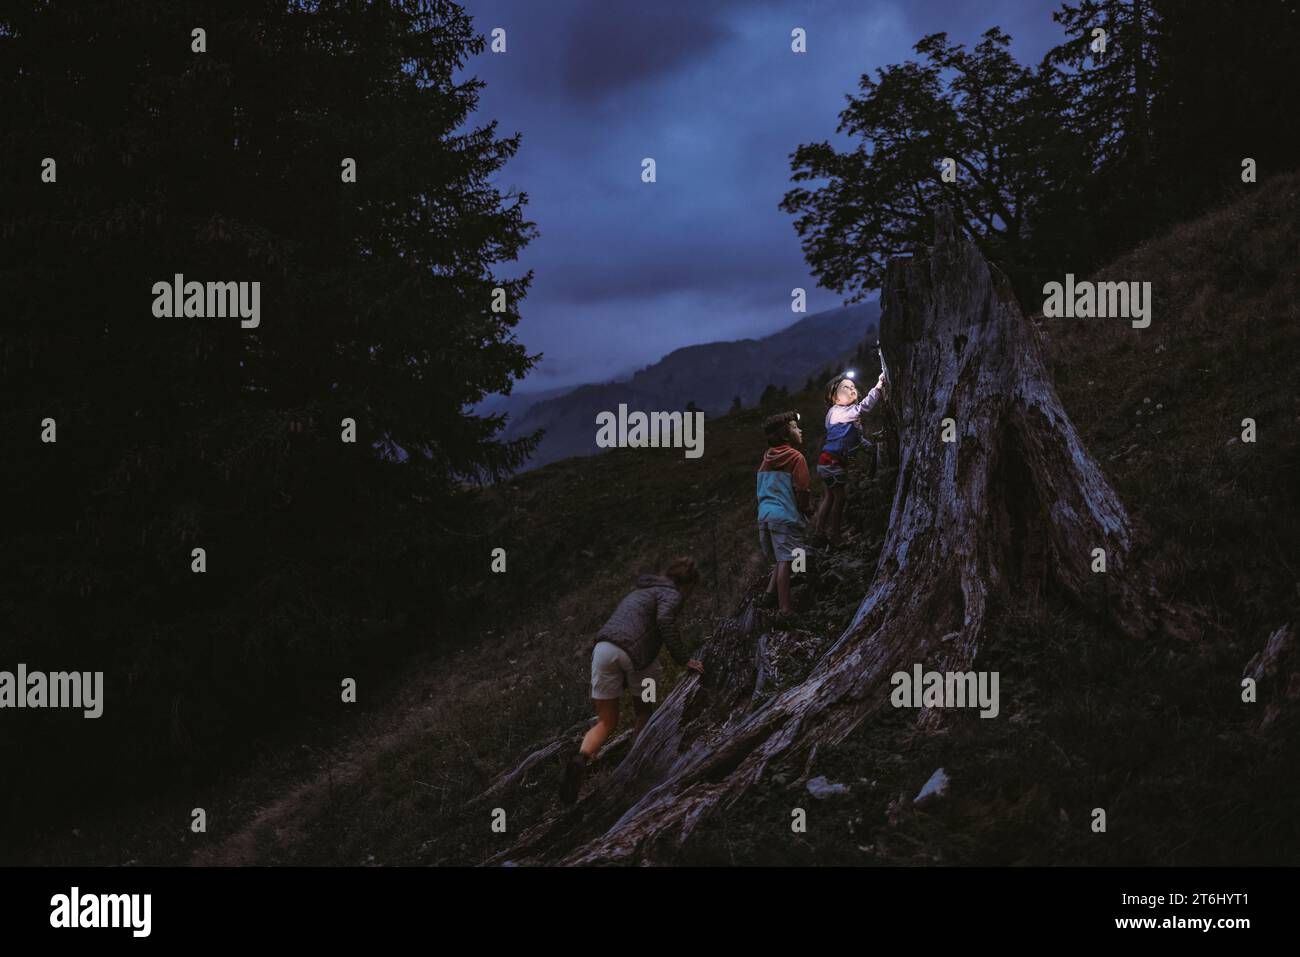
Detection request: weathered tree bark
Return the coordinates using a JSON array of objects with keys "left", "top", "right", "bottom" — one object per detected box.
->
[
  {"left": 490, "top": 207, "right": 1197, "bottom": 866},
  {"left": 472, "top": 723, "right": 634, "bottom": 805}
]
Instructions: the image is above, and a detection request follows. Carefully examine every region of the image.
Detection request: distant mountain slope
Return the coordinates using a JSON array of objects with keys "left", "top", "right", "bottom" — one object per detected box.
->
[
  {"left": 476, "top": 383, "right": 580, "bottom": 425},
  {"left": 503, "top": 302, "right": 879, "bottom": 470}
]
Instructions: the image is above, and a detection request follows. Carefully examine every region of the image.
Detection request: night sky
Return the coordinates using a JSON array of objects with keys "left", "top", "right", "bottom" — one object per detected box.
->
[{"left": 456, "top": 0, "right": 1063, "bottom": 393}]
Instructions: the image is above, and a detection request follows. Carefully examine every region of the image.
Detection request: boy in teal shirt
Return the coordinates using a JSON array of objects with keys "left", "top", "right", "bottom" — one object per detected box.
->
[{"left": 756, "top": 411, "right": 812, "bottom": 614}]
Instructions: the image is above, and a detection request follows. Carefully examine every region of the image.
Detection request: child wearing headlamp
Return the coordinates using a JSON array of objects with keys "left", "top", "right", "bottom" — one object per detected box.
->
[
  {"left": 812, "top": 369, "right": 887, "bottom": 547},
  {"left": 756, "top": 411, "right": 811, "bottom": 615}
]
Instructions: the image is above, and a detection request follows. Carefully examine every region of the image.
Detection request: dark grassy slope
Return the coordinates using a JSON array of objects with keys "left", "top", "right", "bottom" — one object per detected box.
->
[
  {"left": 208, "top": 172, "right": 1297, "bottom": 866},
  {"left": 26, "top": 173, "right": 1299, "bottom": 866}
]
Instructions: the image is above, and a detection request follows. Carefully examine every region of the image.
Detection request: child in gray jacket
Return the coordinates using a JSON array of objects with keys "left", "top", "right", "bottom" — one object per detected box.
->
[{"left": 559, "top": 557, "right": 704, "bottom": 804}]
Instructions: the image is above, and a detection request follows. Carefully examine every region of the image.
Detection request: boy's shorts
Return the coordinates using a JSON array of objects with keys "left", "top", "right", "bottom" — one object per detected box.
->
[
  {"left": 758, "top": 518, "right": 804, "bottom": 563},
  {"left": 816, "top": 462, "right": 848, "bottom": 488},
  {"left": 591, "top": 640, "right": 663, "bottom": 701}
]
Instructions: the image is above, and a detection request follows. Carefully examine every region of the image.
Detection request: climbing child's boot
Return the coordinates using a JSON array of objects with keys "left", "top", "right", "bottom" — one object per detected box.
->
[{"left": 559, "top": 751, "right": 589, "bottom": 804}]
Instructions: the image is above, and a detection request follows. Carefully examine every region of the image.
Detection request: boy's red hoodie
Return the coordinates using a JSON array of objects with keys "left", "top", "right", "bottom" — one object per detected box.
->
[{"left": 756, "top": 444, "right": 810, "bottom": 525}]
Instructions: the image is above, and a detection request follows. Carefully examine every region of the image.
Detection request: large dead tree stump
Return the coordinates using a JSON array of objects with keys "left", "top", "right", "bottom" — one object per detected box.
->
[{"left": 491, "top": 207, "right": 1197, "bottom": 866}]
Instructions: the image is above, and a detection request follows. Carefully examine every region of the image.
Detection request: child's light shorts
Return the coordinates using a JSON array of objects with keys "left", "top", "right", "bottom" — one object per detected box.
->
[
  {"left": 816, "top": 462, "right": 849, "bottom": 488},
  {"left": 758, "top": 518, "right": 804, "bottom": 563},
  {"left": 591, "top": 640, "right": 664, "bottom": 701}
]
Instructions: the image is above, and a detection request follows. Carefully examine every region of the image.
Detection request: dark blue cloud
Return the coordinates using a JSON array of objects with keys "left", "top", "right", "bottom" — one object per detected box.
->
[
  {"left": 458, "top": 0, "right": 1063, "bottom": 392},
  {"left": 559, "top": 3, "right": 735, "bottom": 100}
]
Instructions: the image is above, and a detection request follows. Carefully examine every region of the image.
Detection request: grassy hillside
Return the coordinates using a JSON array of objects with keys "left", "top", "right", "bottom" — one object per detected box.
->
[
  {"left": 24, "top": 173, "right": 1300, "bottom": 867},
  {"left": 192, "top": 391, "right": 838, "bottom": 865}
]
